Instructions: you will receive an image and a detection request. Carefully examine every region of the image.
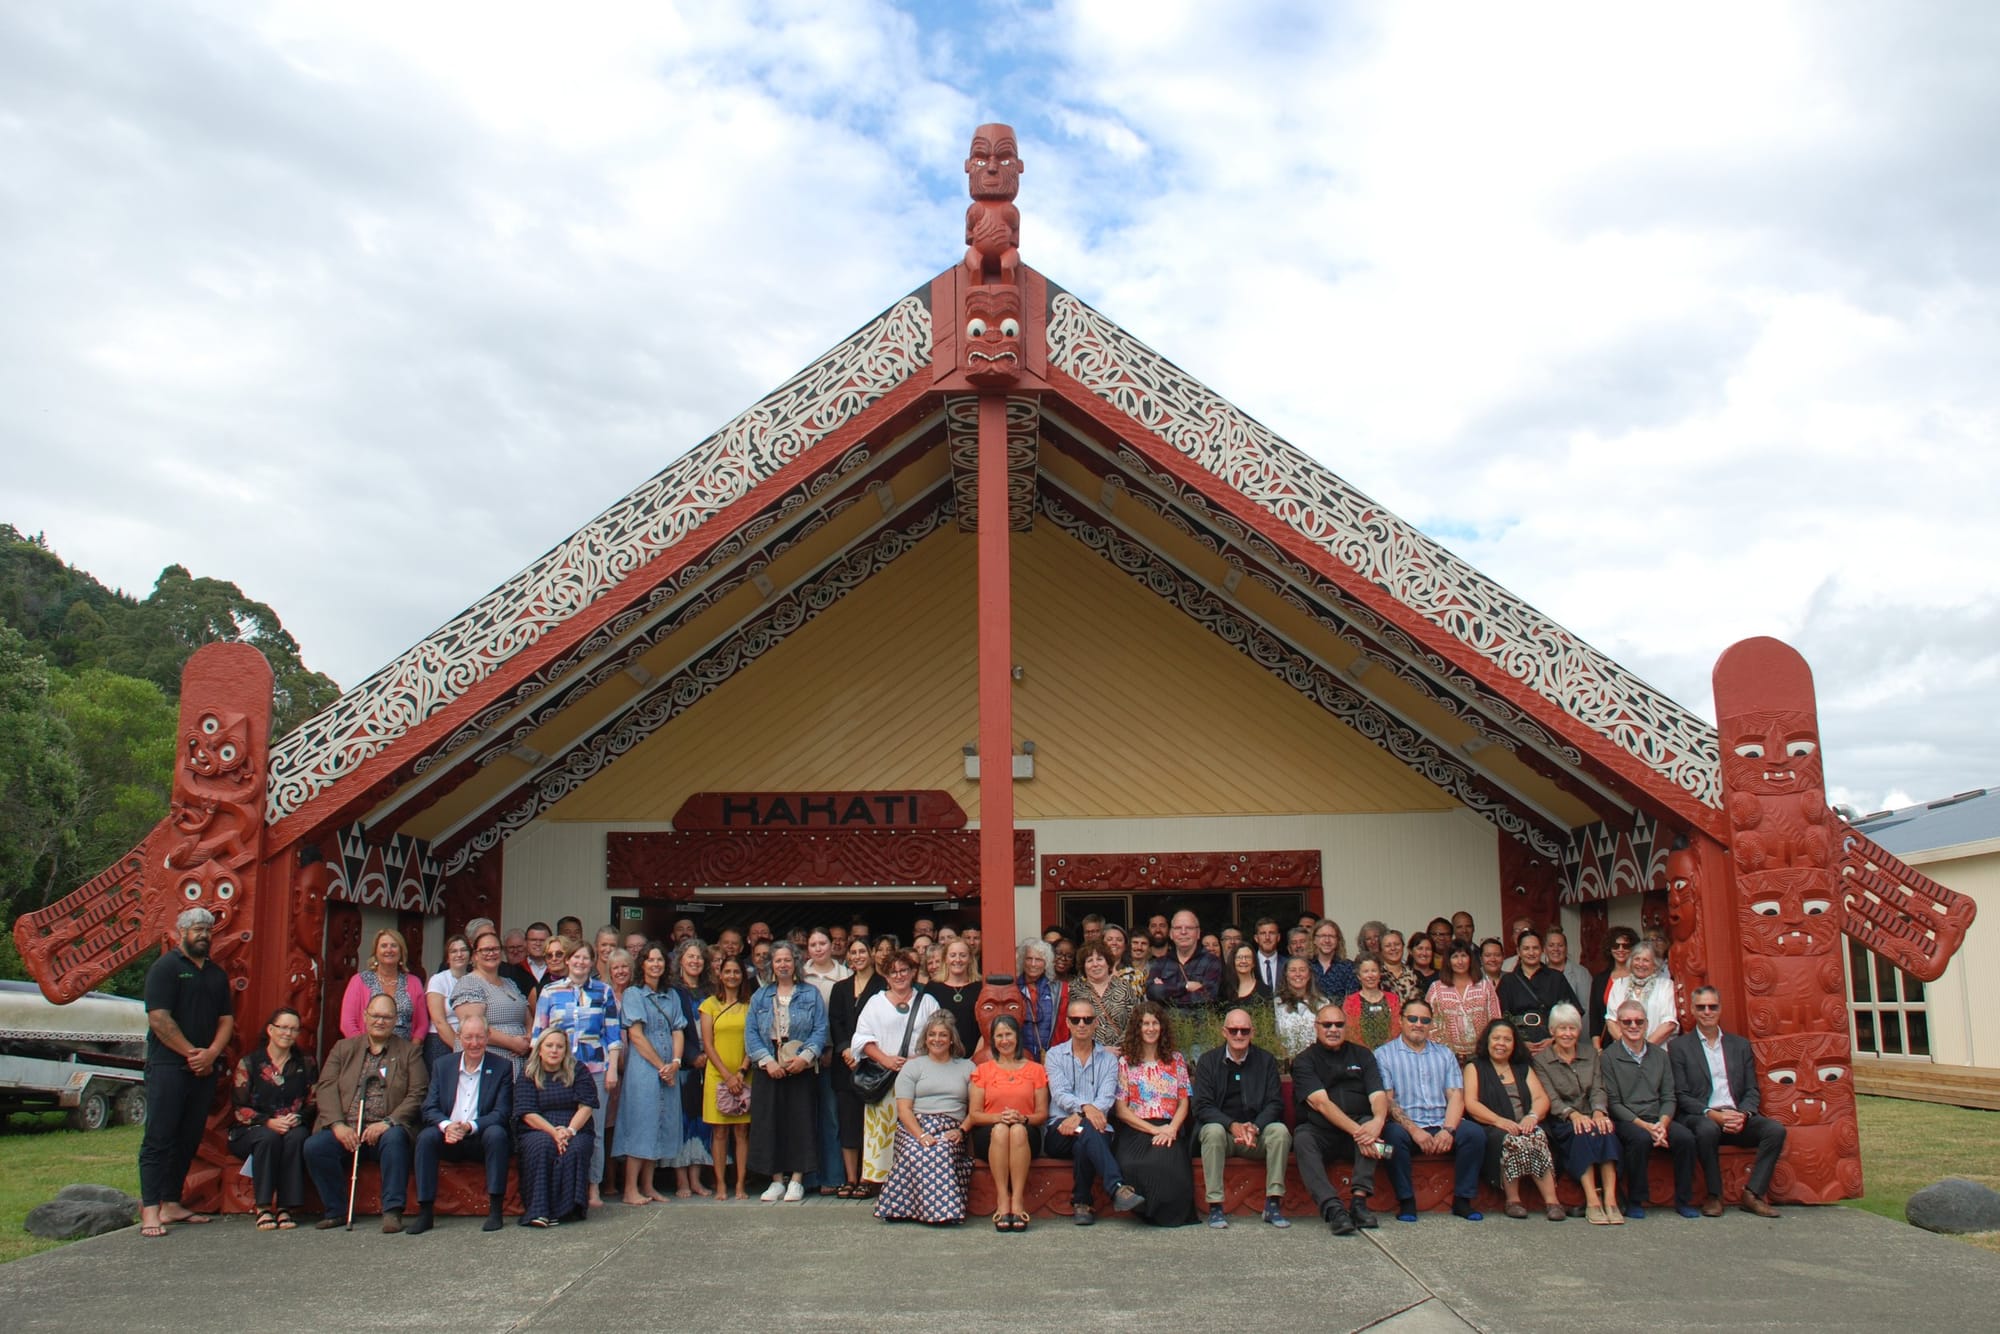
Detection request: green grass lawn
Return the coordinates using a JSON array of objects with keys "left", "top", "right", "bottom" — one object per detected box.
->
[
  {"left": 0, "top": 1116, "right": 142, "bottom": 1266},
  {"left": 1847, "top": 1094, "right": 2000, "bottom": 1254}
]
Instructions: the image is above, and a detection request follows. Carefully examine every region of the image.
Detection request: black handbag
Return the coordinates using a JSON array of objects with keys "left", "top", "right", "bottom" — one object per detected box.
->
[{"left": 850, "top": 1000, "right": 923, "bottom": 1104}]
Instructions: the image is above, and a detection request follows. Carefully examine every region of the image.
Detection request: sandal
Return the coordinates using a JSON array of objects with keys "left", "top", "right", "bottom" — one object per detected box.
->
[
  {"left": 140, "top": 1224, "right": 169, "bottom": 1238},
  {"left": 255, "top": 1209, "right": 279, "bottom": 1231},
  {"left": 1010, "top": 1214, "right": 1029, "bottom": 1232},
  {"left": 835, "top": 1182, "right": 858, "bottom": 1200},
  {"left": 994, "top": 1212, "right": 1010, "bottom": 1232},
  {"left": 275, "top": 1210, "right": 297, "bottom": 1230}
]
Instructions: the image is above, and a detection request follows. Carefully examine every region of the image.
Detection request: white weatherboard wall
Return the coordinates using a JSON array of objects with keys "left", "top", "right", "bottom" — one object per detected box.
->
[{"left": 499, "top": 809, "right": 1501, "bottom": 943}]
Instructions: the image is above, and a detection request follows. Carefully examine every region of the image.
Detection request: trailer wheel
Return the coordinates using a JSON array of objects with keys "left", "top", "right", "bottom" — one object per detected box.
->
[
  {"left": 69, "top": 1086, "right": 113, "bottom": 1132},
  {"left": 116, "top": 1085, "right": 149, "bottom": 1126}
]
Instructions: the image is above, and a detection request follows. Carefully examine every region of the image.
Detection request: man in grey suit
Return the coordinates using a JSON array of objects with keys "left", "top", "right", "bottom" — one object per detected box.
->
[
  {"left": 1601, "top": 999, "right": 1699, "bottom": 1219},
  {"left": 1669, "top": 987, "right": 1785, "bottom": 1218}
]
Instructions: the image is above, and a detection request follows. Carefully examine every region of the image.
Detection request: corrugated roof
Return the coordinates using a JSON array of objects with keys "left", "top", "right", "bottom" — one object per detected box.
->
[{"left": 1852, "top": 787, "right": 2000, "bottom": 855}]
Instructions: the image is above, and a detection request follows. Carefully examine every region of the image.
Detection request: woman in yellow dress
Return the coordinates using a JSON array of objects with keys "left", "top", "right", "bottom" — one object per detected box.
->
[{"left": 699, "top": 955, "right": 753, "bottom": 1200}]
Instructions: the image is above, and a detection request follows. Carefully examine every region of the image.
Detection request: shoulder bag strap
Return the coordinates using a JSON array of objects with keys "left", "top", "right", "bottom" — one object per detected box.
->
[{"left": 894, "top": 997, "right": 923, "bottom": 1058}]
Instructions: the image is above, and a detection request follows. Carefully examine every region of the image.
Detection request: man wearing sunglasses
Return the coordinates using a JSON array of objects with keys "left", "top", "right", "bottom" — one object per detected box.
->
[
  {"left": 1192, "top": 1008, "right": 1292, "bottom": 1228},
  {"left": 1668, "top": 987, "right": 1785, "bottom": 1217},
  {"left": 1602, "top": 998, "right": 1699, "bottom": 1219},
  {"left": 1043, "top": 996, "right": 1143, "bottom": 1224},
  {"left": 1293, "top": 1005, "right": 1389, "bottom": 1236},
  {"left": 1375, "top": 998, "right": 1487, "bottom": 1222}
]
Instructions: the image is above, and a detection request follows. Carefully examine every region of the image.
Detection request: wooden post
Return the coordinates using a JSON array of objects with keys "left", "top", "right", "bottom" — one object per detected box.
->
[{"left": 976, "top": 392, "right": 1016, "bottom": 963}]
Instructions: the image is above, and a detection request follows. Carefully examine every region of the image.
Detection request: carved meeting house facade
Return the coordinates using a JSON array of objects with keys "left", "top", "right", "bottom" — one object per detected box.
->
[{"left": 16, "top": 123, "right": 1973, "bottom": 1209}]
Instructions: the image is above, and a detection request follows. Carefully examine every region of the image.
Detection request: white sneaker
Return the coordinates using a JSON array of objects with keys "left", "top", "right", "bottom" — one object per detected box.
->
[
  {"left": 760, "top": 1182, "right": 786, "bottom": 1203},
  {"left": 783, "top": 1180, "right": 806, "bottom": 1203}
]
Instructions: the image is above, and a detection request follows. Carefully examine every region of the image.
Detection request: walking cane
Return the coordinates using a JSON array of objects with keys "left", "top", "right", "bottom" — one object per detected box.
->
[{"left": 344, "top": 1064, "right": 382, "bottom": 1230}]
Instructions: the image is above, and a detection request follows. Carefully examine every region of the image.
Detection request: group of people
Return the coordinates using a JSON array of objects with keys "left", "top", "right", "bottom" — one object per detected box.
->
[{"left": 137, "top": 902, "right": 1788, "bottom": 1236}]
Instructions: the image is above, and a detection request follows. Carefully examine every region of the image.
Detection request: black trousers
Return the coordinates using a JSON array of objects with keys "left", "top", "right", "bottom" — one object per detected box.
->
[
  {"left": 414, "top": 1122, "right": 513, "bottom": 1202},
  {"left": 227, "top": 1123, "right": 311, "bottom": 1208},
  {"left": 139, "top": 1064, "right": 217, "bottom": 1207},
  {"left": 1691, "top": 1113, "right": 1787, "bottom": 1199},
  {"left": 1614, "top": 1120, "right": 1696, "bottom": 1206},
  {"left": 1295, "top": 1122, "right": 1376, "bottom": 1215}
]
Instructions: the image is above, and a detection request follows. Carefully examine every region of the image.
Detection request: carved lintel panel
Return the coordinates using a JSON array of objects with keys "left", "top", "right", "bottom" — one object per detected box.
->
[
  {"left": 606, "top": 829, "right": 1035, "bottom": 896},
  {"left": 15, "top": 643, "right": 273, "bottom": 1003},
  {"left": 1041, "top": 850, "right": 1321, "bottom": 894}
]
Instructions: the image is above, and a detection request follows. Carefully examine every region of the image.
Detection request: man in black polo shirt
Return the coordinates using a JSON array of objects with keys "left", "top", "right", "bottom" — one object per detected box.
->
[
  {"left": 1292, "top": 1004, "right": 1389, "bottom": 1236},
  {"left": 139, "top": 907, "right": 235, "bottom": 1237}
]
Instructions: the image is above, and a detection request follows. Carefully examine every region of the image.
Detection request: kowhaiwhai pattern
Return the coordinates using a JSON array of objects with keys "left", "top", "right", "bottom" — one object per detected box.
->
[
  {"left": 1046, "top": 292, "right": 1719, "bottom": 808},
  {"left": 439, "top": 497, "right": 952, "bottom": 874},
  {"left": 268, "top": 295, "right": 932, "bottom": 821}
]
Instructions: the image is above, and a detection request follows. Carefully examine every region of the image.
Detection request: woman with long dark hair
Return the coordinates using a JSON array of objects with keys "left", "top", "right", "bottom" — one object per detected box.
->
[
  {"left": 1112, "top": 1001, "right": 1196, "bottom": 1227},
  {"left": 228, "top": 1006, "right": 316, "bottom": 1230},
  {"left": 827, "top": 933, "right": 884, "bottom": 1198},
  {"left": 967, "top": 1013, "right": 1047, "bottom": 1231}
]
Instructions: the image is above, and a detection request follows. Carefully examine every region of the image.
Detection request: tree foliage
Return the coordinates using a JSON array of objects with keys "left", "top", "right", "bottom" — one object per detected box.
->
[{"left": 0, "top": 527, "right": 343, "bottom": 989}]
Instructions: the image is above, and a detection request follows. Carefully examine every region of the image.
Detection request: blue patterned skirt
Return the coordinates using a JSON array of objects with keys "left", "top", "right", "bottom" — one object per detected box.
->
[{"left": 875, "top": 1112, "right": 971, "bottom": 1224}]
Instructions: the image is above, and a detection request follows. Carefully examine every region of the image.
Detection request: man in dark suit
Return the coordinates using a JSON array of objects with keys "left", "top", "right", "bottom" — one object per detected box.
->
[
  {"left": 1669, "top": 986, "right": 1785, "bottom": 1218},
  {"left": 410, "top": 1014, "right": 514, "bottom": 1233},
  {"left": 305, "top": 994, "right": 428, "bottom": 1230}
]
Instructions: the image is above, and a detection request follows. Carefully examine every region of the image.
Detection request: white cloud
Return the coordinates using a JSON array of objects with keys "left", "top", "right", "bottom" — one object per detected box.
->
[{"left": 4, "top": 0, "right": 1994, "bottom": 815}]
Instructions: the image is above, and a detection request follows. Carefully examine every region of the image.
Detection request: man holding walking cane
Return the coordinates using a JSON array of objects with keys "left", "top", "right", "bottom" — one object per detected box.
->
[{"left": 306, "top": 995, "right": 428, "bottom": 1231}]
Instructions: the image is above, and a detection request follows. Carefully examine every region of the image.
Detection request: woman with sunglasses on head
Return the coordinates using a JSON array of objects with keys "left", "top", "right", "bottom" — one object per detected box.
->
[
  {"left": 1588, "top": 927, "right": 1640, "bottom": 1048},
  {"left": 1602, "top": 943, "right": 1677, "bottom": 1048},
  {"left": 228, "top": 1006, "right": 317, "bottom": 1230}
]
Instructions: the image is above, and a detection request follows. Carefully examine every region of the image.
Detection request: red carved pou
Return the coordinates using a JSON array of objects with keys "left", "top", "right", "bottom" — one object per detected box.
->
[
  {"left": 963, "top": 123, "right": 1024, "bottom": 285},
  {"left": 1755, "top": 1030, "right": 1863, "bottom": 1203},
  {"left": 1664, "top": 846, "right": 1708, "bottom": 1035},
  {"left": 15, "top": 643, "right": 273, "bottom": 1003}
]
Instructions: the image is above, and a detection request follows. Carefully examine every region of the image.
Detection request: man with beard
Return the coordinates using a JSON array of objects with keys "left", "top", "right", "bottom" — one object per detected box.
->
[
  {"left": 1145, "top": 913, "right": 1172, "bottom": 959},
  {"left": 138, "top": 907, "right": 236, "bottom": 1237}
]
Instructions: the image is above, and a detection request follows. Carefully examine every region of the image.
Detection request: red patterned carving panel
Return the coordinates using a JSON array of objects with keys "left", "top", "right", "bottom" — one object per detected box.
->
[
  {"left": 320, "top": 903, "right": 362, "bottom": 1057},
  {"left": 1041, "top": 850, "right": 1321, "bottom": 893},
  {"left": 15, "top": 642, "right": 273, "bottom": 1003},
  {"left": 607, "top": 829, "right": 1035, "bottom": 895},
  {"left": 1499, "top": 838, "right": 1562, "bottom": 940},
  {"left": 1741, "top": 952, "right": 1848, "bottom": 1038},
  {"left": 1839, "top": 829, "right": 1977, "bottom": 983}
]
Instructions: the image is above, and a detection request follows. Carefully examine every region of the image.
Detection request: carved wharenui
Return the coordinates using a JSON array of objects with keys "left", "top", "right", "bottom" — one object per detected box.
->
[{"left": 14, "top": 643, "right": 273, "bottom": 1003}]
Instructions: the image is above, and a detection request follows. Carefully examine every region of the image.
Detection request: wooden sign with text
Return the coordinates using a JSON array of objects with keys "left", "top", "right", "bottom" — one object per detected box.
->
[{"left": 671, "top": 790, "right": 967, "bottom": 832}]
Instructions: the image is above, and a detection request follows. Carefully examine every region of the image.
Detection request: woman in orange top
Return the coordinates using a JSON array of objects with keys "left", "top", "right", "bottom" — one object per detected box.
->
[{"left": 966, "top": 1013, "right": 1048, "bottom": 1232}]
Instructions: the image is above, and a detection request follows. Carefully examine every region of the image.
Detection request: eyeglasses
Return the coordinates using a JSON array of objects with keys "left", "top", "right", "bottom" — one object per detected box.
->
[
  {"left": 1223, "top": 1026, "right": 1253, "bottom": 1036},
  {"left": 1692, "top": 1004, "right": 1721, "bottom": 1012},
  {"left": 269, "top": 1023, "right": 300, "bottom": 1033},
  {"left": 1066, "top": 1015, "right": 1096, "bottom": 1025},
  {"left": 1316, "top": 1020, "right": 1345, "bottom": 1029},
  {"left": 1610, "top": 942, "right": 1633, "bottom": 952},
  {"left": 476, "top": 947, "right": 501, "bottom": 955},
  {"left": 1402, "top": 1016, "right": 1433, "bottom": 1025},
  {"left": 1619, "top": 1017, "right": 1647, "bottom": 1026}
]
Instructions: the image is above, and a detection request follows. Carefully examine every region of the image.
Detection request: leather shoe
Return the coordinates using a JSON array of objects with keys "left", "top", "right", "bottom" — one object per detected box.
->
[
  {"left": 1741, "top": 1192, "right": 1779, "bottom": 1218},
  {"left": 314, "top": 1217, "right": 342, "bottom": 1230},
  {"left": 1699, "top": 1198, "right": 1724, "bottom": 1217},
  {"left": 380, "top": 1214, "right": 404, "bottom": 1234},
  {"left": 1349, "top": 1200, "right": 1379, "bottom": 1229},
  {"left": 1324, "top": 1204, "right": 1357, "bottom": 1236},
  {"left": 405, "top": 1208, "right": 433, "bottom": 1236},
  {"left": 1072, "top": 1206, "right": 1094, "bottom": 1226}
]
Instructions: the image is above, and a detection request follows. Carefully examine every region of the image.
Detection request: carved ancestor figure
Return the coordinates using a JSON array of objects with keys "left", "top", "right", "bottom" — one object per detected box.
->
[
  {"left": 963, "top": 123, "right": 1024, "bottom": 284},
  {"left": 15, "top": 643, "right": 273, "bottom": 1004},
  {"left": 1753, "top": 1031, "right": 1862, "bottom": 1203},
  {"left": 1664, "top": 846, "right": 1708, "bottom": 1035}
]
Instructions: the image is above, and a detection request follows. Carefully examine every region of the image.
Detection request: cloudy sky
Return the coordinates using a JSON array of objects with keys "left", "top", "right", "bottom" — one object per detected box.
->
[{"left": 6, "top": 1, "right": 1995, "bottom": 816}]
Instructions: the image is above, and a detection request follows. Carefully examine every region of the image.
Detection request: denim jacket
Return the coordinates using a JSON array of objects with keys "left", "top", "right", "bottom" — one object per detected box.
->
[{"left": 744, "top": 981, "right": 830, "bottom": 1066}]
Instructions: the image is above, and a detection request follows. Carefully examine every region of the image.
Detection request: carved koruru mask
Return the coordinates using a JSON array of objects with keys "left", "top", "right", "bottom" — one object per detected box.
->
[
  {"left": 963, "top": 285, "right": 1024, "bottom": 387},
  {"left": 1720, "top": 709, "right": 1823, "bottom": 796}
]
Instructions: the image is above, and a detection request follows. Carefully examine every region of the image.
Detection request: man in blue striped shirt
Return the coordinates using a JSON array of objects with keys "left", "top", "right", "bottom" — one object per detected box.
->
[
  {"left": 1043, "top": 995, "right": 1143, "bottom": 1225},
  {"left": 1373, "top": 997, "right": 1488, "bottom": 1222}
]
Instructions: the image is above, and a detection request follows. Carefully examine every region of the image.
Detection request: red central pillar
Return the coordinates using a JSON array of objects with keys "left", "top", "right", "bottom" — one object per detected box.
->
[{"left": 976, "top": 392, "right": 1016, "bottom": 969}]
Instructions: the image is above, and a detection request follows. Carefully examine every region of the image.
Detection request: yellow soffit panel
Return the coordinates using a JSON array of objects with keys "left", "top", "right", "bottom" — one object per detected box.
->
[{"left": 542, "top": 510, "right": 1463, "bottom": 826}]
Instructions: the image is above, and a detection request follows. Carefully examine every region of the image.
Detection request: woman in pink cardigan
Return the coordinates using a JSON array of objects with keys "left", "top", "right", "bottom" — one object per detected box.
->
[{"left": 340, "top": 927, "right": 430, "bottom": 1044}]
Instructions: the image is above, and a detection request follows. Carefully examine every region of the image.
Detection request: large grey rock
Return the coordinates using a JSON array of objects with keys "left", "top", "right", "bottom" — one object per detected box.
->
[
  {"left": 1905, "top": 1177, "right": 2000, "bottom": 1235},
  {"left": 55, "top": 1184, "right": 139, "bottom": 1210},
  {"left": 24, "top": 1199, "right": 135, "bottom": 1240}
]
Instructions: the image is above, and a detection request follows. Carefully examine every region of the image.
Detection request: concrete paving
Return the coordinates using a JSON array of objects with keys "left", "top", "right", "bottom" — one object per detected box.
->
[{"left": 5, "top": 1197, "right": 1996, "bottom": 1332}]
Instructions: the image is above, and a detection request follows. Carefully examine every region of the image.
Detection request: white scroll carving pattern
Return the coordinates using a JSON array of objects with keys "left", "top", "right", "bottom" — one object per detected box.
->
[
  {"left": 267, "top": 296, "right": 932, "bottom": 820},
  {"left": 1046, "top": 292, "right": 1719, "bottom": 807}
]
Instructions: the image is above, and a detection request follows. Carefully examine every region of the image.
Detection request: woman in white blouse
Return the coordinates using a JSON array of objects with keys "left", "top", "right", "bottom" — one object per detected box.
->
[
  {"left": 1603, "top": 944, "right": 1677, "bottom": 1047},
  {"left": 846, "top": 949, "right": 940, "bottom": 1198}
]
